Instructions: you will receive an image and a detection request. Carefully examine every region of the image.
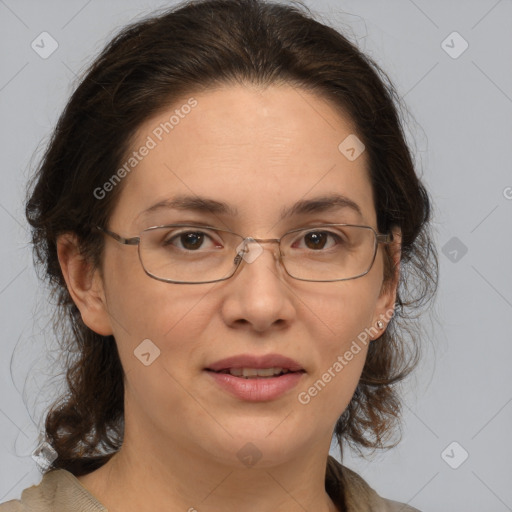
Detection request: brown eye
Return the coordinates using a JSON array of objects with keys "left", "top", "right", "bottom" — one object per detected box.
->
[
  {"left": 294, "top": 230, "right": 342, "bottom": 251},
  {"left": 161, "top": 228, "right": 222, "bottom": 252},
  {"left": 304, "top": 232, "right": 328, "bottom": 250},
  {"left": 171, "top": 232, "right": 206, "bottom": 250}
]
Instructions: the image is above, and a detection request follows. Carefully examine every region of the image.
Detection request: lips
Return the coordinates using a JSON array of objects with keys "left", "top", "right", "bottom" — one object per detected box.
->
[
  {"left": 205, "top": 353, "right": 305, "bottom": 374},
  {"left": 205, "top": 353, "right": 306, "bottom": 401}
]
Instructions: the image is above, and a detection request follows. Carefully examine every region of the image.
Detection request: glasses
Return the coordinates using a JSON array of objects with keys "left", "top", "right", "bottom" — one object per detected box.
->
[{"left": 95, "top": 223, "right": 393, "bottom": 284}]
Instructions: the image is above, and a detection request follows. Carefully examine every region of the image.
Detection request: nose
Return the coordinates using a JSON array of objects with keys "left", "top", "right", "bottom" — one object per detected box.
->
[
  {"left": 234, "top": 237, "right": 279, "bottom": 265},
  {"left": 220, "top": 238, "right": 296, "bottom": 332}
]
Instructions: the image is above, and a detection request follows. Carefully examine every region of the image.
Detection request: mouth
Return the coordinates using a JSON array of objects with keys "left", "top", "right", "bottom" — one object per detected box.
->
[
  {"left": 205, "top": 353, "right": 305, "bottom": 376},
  {"left": 204, "top": 354, "right": 306, "bottom": 401},
  {"left": 205, "top": 367, "right": 306, "bottom": 379}
]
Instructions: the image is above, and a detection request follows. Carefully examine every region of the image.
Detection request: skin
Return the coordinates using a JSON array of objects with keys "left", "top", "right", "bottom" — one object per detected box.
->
[{"left": 57, "top": 83, "right": 401, "bottom": 512}]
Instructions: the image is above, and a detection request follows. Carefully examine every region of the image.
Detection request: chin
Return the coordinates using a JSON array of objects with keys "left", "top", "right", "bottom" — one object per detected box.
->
[{"left": 199, "top": 423, "right": 312, "bottom": 469}]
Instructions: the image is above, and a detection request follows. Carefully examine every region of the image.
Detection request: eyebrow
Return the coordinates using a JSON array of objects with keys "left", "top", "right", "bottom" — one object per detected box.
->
[{"left": 137, "top": 193, "right": 363, "bottom": 222}]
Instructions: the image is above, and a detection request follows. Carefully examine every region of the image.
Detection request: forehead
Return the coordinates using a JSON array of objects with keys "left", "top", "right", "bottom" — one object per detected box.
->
[{"left": 112, "top": 84, "right": 375, "bottom": 229}]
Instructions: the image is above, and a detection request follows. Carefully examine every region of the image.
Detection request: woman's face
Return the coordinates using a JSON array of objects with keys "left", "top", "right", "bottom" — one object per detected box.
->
[{"left": 85, "top": 84, "right": 397, "bottom": 467}]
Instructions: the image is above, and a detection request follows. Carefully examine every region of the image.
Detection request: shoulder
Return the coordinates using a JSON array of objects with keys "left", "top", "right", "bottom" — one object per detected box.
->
[
  {"left": 0, "top": 469, "right": 107, "bottom": 512},
  {"left": 0, "top": 501, "right": 22, "bottom": 512},
  {"left": 326, "top": 455, "right": 422, "bottom": 512}
]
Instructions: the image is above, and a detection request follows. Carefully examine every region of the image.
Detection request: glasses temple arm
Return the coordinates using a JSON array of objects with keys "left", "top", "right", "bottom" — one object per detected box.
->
[{"left": 95, "top": 225, "right": 140, "bottom": 245}]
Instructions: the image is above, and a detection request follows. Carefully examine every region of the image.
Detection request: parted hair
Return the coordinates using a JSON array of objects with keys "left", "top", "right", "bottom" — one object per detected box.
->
[{"left": 25, "top": 0, "right": 438, "bottom": 476}]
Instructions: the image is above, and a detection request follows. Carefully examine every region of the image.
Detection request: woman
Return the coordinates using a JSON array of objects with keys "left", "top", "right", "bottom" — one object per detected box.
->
[{"left": 0, "top": 0, "right": 438, "bottom": 510}]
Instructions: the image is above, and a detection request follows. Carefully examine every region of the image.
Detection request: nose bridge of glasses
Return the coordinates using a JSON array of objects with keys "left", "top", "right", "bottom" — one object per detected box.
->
[{"left": 234, "top": 236, "right": 282, "bottom": 266}]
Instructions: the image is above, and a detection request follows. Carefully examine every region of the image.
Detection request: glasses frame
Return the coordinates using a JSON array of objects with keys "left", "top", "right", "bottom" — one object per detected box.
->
[{"left": 94, "top": 223, "right": 393, "bottom": 284}]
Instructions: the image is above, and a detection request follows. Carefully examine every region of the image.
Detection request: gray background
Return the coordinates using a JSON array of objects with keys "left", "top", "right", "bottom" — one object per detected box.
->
[{"left": 1, "top": 1, "right": 511, "bottom": 510}]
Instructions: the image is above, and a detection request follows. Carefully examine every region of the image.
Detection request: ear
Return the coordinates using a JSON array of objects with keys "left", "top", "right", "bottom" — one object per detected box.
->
[
  {"left": 56, "top": 233, "right": 113, "bottom": 336},
  {"left": 371, "top": 226, "right": 401, "bottom": 339}
]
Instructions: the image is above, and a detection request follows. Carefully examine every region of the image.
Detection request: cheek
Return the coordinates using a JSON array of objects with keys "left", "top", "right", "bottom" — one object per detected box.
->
[
  {"left": 295, "top": 281, "right": 378, "bottom": 412},
  {"left": 296, "top": 325, "right": 369, "bottom": 427},
  {"left": 103, "top": 249, "right": 214, "bottom": 374},
  {"left": 108, "top": 281, "right": 215, "bottom": 423},
  {"left": 312, "top": 277, "right": 380, "bottom": 346}
]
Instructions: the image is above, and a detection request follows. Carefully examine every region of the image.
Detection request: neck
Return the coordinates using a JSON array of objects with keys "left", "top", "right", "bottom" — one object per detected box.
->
[{"left": 77, "top": 422, "right": 340, "bottom": 512}]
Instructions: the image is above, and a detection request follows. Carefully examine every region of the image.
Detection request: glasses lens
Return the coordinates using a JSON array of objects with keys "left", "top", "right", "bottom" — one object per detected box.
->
[
  {"left": 280, "top": 225, "right": 377, "bottom": 281},
  {"left": 139, "top": 226, "right": 242, "bottom": 283},
  {"left": 139, "top": 224, "right": 378, "bottom": 283}
]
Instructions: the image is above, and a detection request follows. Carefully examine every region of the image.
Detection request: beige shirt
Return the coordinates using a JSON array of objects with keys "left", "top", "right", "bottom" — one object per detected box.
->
[{"left": 0, "top": 455, "right": 420, "bottom": 512}]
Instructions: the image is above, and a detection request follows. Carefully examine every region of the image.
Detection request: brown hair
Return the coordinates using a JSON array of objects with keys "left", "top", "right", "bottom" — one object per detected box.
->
[{"left": 25, "top": 0, "right": 438, "bottom": 476}]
